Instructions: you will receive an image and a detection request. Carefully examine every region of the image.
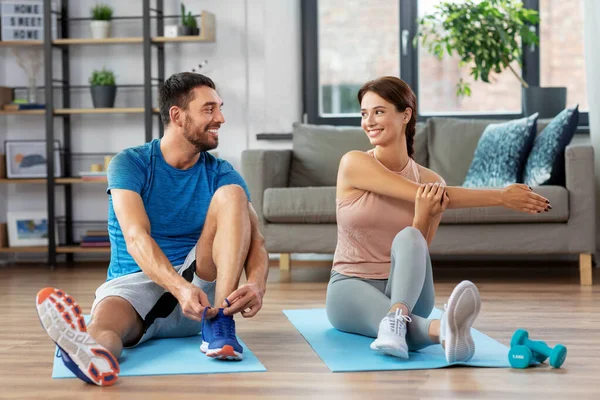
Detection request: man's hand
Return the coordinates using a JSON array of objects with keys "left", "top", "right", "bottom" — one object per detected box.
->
[
  {"left": 222, "top": 282, "right": 264, "bottom": 318},
  {"left": 175, "top": 284, "right": 216, "bottom": 322}
]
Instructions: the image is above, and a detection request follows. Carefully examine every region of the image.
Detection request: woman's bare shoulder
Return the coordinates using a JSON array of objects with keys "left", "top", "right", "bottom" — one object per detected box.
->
[{"left": 415, "top": 163, "right": 446, "bottom": 185}]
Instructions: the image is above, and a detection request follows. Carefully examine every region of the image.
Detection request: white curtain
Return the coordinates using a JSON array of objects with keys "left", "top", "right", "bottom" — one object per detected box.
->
[{"left": 584, "top": 0, "right": 600, "bottom": 252}]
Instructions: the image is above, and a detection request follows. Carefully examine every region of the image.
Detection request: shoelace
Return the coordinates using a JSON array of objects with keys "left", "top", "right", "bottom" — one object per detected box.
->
[
  {"left": 389, "top": 308, "right": 412, "bottom": 335},
  {"left": 213, "top": 314, "right": 236, "bottom": 339},
  {"left": 201, "top": 299, "right": 235, "bottom": 340}
]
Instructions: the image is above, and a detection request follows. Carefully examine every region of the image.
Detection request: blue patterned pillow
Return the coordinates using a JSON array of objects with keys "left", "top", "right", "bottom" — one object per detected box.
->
[
  {"left": 462, "top": 114, "right": 538, "bottom": 188},
  {"left": 523, "top": 105, "right": 579, "bottom": 187}
]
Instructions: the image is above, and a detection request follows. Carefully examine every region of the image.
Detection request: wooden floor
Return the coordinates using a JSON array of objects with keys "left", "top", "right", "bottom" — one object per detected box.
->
[{"left": 1, "top": 260, "right": 599, "bottom": 399}]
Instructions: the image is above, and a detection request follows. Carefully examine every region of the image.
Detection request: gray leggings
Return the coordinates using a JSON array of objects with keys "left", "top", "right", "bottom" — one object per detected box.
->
[{"left": 326, "top": 226, "right": 436, "bottom": 351}]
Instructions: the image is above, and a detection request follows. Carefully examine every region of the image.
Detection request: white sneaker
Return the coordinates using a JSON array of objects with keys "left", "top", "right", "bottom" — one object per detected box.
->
[
  {"left": 370, "top": 309, "right": 412, "bottom": 359},
  {"left": 36, "top": 287, "right": 120, "bottom": 386},
  {"left": 440, "top": 280, "right": 481, "bottom": 363}
]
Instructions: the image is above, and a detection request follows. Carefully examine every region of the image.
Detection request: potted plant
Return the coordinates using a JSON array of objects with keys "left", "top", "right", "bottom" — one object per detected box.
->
[
  {"left": 89, "top": 68, "right": 116, "bottom": 108},
  {"left": 90, "top": 3, "right": 113, "bottom": 39},
  {"left": 180, "top": 3, "right": 199, "bottom": 36},
  {"left": 415, "top": 0, "right": 566, "bottom": 118}
]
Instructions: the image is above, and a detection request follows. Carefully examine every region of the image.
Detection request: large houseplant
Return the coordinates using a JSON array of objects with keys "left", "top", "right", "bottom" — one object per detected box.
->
[
  {"left": 415, "top": 0, "right": 566, "bottom": 117},
  {"left": 90, "top": 3, "right": 113, "bottom": 39},
  {"left": 89, "top": 68, "right": 116, "bottom": 108}
]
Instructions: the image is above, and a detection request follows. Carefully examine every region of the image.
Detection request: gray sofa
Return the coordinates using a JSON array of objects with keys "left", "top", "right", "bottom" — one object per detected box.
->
[{"left": 241, "top": 118, "right": 596, "bottom": 285}]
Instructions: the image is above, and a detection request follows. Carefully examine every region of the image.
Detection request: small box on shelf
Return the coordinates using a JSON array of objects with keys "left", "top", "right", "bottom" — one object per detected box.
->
[{"left": 0, "top": 86, "right": 13, "bottom": 107}]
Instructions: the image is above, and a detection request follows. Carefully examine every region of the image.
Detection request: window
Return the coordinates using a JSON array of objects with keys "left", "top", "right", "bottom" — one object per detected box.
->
[
  {"left": 418, "top": 0, "right": 522, "bottom": 115},
  {"left": 302, "top": 0, "right": 589, "bottom": 127},
  {"left": 539, "top": 0, "right": 587, "bottom": 111},
  {"left": 317, "top": 0, "right": 399, "bottom": 116}
]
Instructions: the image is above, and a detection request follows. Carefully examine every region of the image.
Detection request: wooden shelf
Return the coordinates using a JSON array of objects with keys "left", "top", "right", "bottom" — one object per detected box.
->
[
  {"left": 0, "top": 246, "right": 110, "bottom": 254},
  {"left": 56, "top": 177, "right": 107, "bottom": 184},
  {"left": 0, "top": 178, "right": 48, "bottom": 184},
  {"left": 54, "top": 107, "right": 159, "bottom": 114},
  {"left": 53, "top": 38, "right": 143, "bottom": 45},
  {"left": 153, "top": 11, "right": 215, "bottom": 42},
  {"left": 0, "top": 110, "right": 45, "bottom": 115},
  {"left": 0, "top": 177, "right": 107, "bottom": 184},
  {"left": 0, "top": 246, "right": 47, "bottom": 253},
  {"left": 1, "top": 108, "right": 158, "bottom": 115},
  {"left": 153, "top": 35, "right": 213, "bottom": 43},
  {"left": 57, "top": 246, "right": 110, "bottom": 254},
  {"left": 0, "top": 40, "right": 43, "bottom": 47}
]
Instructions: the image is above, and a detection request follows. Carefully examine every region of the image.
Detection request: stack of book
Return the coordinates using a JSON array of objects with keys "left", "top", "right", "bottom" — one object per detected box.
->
[
  {"left": 80, "top": 230, "right": 110, "bottom": 248},
  {"left": 2, "top": 103, "right": 45, "bottom": 111},
  {"left": 79, "top": 171, "right": 107, "bottom": 182}
]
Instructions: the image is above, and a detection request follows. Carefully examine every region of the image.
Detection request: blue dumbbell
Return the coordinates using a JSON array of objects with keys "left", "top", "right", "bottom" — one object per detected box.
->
[
  {"left": 509, "top": 345, "right": 541, "bottom": 368},
  {"left": 510, "top": 329, "right": 567, "bottom": 368}
]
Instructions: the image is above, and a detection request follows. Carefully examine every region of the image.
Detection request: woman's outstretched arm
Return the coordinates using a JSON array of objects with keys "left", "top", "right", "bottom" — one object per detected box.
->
[{"left": 337, "top": 151, "right": 550, "bottom": 214}]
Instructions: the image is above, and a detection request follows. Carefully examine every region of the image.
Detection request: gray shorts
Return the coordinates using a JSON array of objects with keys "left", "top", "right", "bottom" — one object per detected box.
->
[{"left": 91, "top": 245, "right": 216, "bottom": 347}]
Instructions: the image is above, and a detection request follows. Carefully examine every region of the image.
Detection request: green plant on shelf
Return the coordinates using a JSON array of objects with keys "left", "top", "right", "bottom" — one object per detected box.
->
[
  {"left": 91, "top": 3, "right": 113, "bottom": 21},
  {"left": 89, "top": 68, "right": 116, "bottom": 86},
  {"left": 181, "top": 3, "right": 198, "bottom": 28}
]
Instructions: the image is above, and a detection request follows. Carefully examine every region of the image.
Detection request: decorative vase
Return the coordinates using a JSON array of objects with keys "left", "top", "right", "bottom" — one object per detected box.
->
[
  {"left": 522, "top": 86, "right": 567, "bottom": 119},
  {"left": 27, "top": 77, "right": 37, "bottom": 104},
  {"left": 90, "top": 20, "right": 111, "bottom": 39},
  {"left": 180, "top": 26, "right": 200, "bottom": 36},
  {"left": 90, "top": 85, "right": 117, "bottom": 108}
]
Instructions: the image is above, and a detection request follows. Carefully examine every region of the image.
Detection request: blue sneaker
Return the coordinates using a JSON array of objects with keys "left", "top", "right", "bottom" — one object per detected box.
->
[{"left": 200, "top": 308, "right": 243, "bottom": 360}]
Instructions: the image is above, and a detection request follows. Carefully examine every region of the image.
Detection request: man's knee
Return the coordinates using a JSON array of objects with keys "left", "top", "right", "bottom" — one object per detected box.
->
[
  {"left": 213, "top": 184, "right": 248, "bottom": 206},
  {"left": 89, "top": 296, "right": 144, "bottom": 346}
]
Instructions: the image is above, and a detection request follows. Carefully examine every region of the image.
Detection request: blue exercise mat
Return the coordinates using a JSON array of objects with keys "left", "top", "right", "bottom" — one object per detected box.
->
[
  {"left": 52, "top": 317, "right": 266, "bottom": 378},
  {"left": 283, "top": 308, "right": 510, "bottom": 372}
]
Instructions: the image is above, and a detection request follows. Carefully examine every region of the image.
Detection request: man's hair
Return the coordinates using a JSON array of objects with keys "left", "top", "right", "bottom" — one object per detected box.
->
[{"left": 158, "top": 72, "right": 216, "bottom": 126}]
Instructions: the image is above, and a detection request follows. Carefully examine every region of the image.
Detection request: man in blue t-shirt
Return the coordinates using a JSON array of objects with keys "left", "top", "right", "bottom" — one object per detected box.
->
[{"left": 35, "top": 73, "right": 269, "bottom": 386}]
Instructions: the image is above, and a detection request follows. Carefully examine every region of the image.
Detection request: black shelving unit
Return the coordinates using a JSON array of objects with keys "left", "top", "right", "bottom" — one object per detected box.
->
[{"left": 30, "top": 0, "right": 216, "bottom": 268}]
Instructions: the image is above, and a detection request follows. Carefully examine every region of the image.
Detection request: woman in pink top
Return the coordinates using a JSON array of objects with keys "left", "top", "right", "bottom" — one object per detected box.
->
[{"left": 325, "top": 76, "right": 551, "bottom": 363}]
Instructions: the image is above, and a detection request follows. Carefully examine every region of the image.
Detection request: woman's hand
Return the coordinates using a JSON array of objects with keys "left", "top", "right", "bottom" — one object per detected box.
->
[
  {"left": 501, "top": 184, "right": 550, "bottom": 214},
  {"left": 413, "top": 183, "right": 448, "bottom": 240},
  {"left": 415, "top": 183, "right": 447, "bottom": 221}
]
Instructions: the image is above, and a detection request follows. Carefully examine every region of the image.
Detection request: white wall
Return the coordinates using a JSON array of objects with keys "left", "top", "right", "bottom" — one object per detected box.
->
[{"left": 0, "top": 0, "right": 300, "bottom": 259}]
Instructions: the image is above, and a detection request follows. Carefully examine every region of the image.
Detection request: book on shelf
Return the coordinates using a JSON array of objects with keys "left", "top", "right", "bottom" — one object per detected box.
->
[
  {"left": 82, "top": 236, "right": 109, "bottom": 243},
  {"left": 79, "top": 171, "right": 107, "bottom": 181},
  {"left": 80, "top": 241, "right": 110, "bottom": 248},
  {"left": 85, "top": 230, "right": 108, "bottom": 236},
  {"left": 80, "top": 229, "right": 109, "bottom": 247},
  {"left": 2, "top": 103, "right": 45, "bottom": 110}
]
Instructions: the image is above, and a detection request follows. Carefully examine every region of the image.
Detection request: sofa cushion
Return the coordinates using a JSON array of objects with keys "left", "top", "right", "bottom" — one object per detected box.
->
[
  {"left": 428, "top": 117, "right": 552, "bottom": 187},
  {"left": 462, "top": 114, "right": 538, "bottom": 188},
  {"left": 263, "top": 186, "right": 567, "bottom": 224},
  {"left": 289, "top": 122, "right": 428, "bottom": 187},
  {"left": 263, "top": 187, "right": 337, "bottom": 223},
  {"left": 440, "top": 185, "right": 568, "bottom": 224},
  {"left": 523, "top": 105, "right": 579, "bottom": 187}
]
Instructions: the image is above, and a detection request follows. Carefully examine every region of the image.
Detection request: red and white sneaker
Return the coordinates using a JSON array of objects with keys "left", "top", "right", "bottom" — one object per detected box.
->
[{"left": 35, "top": 287, "right": 120, "bottom": 386}]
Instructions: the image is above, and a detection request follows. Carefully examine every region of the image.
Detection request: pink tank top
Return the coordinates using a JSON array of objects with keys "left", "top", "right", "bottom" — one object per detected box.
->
[{"left": 332, "top": 149, "right": 421, "bottom": 279}]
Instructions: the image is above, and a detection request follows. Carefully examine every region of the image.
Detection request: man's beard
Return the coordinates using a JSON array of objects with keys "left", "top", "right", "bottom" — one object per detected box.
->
[{"left": 183, "top": 115, "right": 218, "bottom": 152}]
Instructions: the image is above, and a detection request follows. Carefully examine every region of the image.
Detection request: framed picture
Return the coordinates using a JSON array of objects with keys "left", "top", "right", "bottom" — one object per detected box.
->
[
  {"left": 4, "top": 140, "right": 62, "bottom": 178},
  {"left": 6, "top": 211, "right": 57, "bottom": 247}
]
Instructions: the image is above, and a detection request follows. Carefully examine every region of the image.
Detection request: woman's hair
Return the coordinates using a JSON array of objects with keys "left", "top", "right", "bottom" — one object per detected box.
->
[{"left": 357, "top": 76, "right": 417, "bottom": 158}]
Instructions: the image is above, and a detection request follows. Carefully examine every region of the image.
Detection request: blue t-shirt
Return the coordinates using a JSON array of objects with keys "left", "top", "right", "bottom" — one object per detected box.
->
[{"left": 105, "top": 139, "right": 251, "bottom": 281}]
